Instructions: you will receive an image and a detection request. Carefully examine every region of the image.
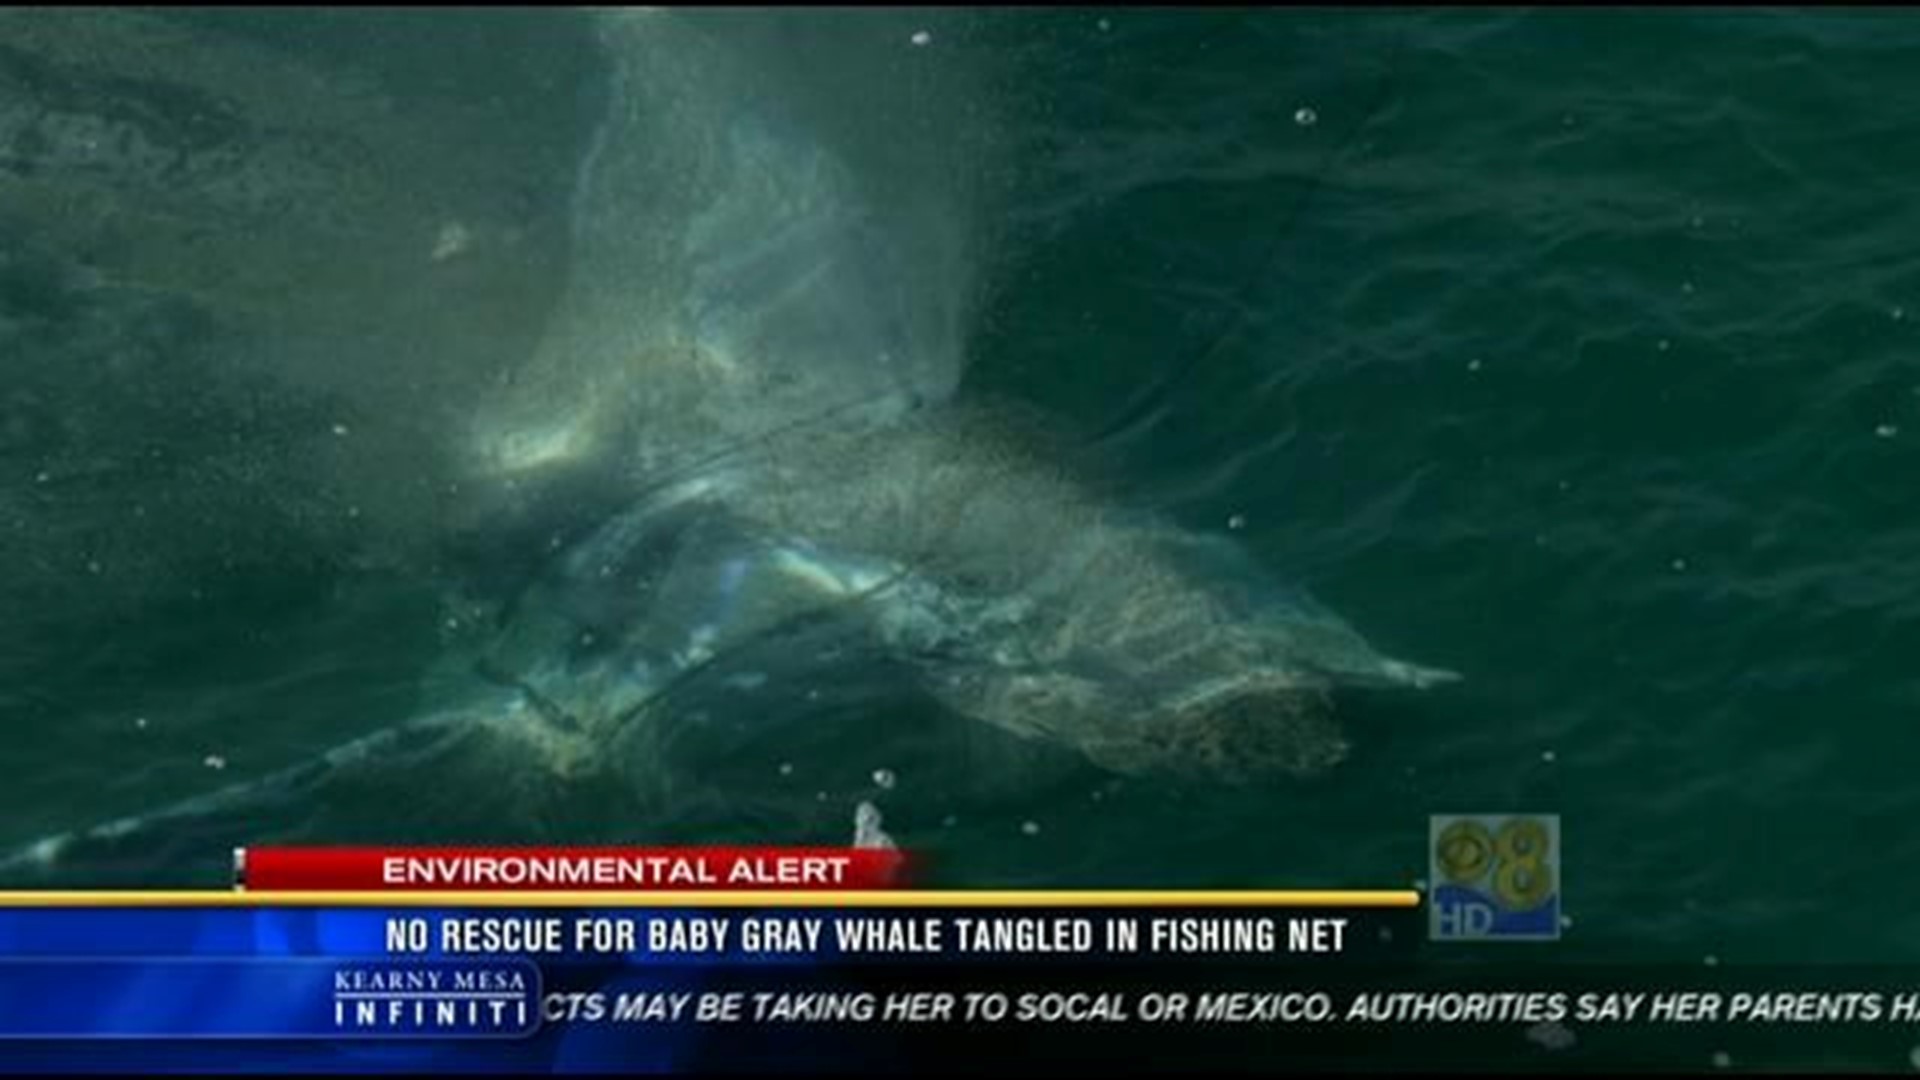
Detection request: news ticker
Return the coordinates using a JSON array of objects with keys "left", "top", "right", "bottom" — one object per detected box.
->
[
  {"left": 0, "top": 895, "right": 1916, "bottom": 1073},
  {"left": 0, "top": 887, "right": 1407, "bottom": 1041}
]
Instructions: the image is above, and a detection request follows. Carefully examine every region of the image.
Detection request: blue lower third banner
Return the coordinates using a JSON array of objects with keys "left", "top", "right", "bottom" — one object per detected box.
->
[
  {"left": 0, "top": 899, "right": 1423, "bottom": 1072},
  {"left": 1, "top": 901, "right": 1918, "bottom": 1072}
]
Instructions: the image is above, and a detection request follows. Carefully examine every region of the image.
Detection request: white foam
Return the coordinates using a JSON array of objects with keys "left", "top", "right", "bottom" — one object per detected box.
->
[{"left": 853, "top": 801, "right": 896, "bottom": 849}]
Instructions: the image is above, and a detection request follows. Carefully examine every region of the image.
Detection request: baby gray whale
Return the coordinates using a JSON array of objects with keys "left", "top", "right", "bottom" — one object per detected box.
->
[
  {"left": 456, "top": 9, "right": 1458, "bottom": 785},
  {"left": 0, "top": 10, "right": 1456, "bottom": 882}
]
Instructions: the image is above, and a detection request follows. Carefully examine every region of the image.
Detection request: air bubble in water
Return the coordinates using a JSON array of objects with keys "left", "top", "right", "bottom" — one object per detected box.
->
[
  {"left": 431, "top": 222, "right": 472, "bottom": 262},
  {"left": 1294, "top": 106, "right": 1318, "bottom": 127},
  {"left": 910, "top": 30, "right": 931, "bottom": 47},
  {"left": 872, "top": 768, "right": 897, "bottom": 790}
]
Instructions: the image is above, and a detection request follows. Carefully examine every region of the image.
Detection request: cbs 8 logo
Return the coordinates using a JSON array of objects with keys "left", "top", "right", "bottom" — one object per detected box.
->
[{"left": 1435, "top": 816, "right": 1555, "bottom": 911}]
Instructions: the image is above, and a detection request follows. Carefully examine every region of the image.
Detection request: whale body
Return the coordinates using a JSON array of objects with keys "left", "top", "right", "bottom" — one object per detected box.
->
[
  {"left": 461, "top": 10, "right": 1458, "bottom": 787},
  {"left": 0, "top": 10, "right": 1456, "bottom": 882}
]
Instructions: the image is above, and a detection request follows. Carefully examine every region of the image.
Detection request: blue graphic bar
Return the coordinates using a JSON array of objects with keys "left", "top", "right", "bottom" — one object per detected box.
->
[{"left": 0, "top": 901, "right": 1417, "bottom": 1071}]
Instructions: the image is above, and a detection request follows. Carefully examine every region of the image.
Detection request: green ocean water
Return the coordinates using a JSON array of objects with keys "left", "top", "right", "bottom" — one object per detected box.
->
[{"left": 2, "top": 6, "right": 1917, "bottom": 998}]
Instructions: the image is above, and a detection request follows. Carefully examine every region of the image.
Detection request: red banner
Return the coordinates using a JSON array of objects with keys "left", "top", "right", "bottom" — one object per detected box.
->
[{"left": 236, "top": 846, "right": 909, "bottom": 892}]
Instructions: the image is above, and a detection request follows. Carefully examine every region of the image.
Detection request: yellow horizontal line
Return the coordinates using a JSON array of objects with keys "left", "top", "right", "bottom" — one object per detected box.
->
[{"left": 0, "top": 890, "right": 1419, "bottom": 909}]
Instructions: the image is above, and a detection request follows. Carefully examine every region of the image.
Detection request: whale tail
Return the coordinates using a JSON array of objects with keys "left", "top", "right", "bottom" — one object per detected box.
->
[
  {"left": 0, "top": 720, "right": 435, "bottom": 885},
  {"left": 0, "top": 694, "right": 595, "bottom": 886}
]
